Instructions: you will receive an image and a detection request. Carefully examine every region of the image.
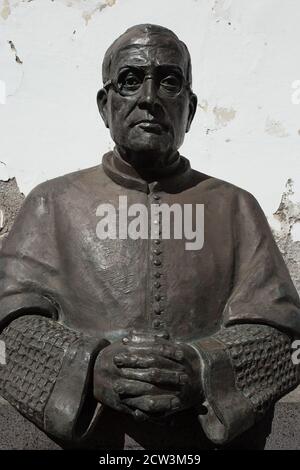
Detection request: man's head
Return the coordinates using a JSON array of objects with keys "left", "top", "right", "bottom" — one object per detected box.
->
[{"left": 97, "top": 24, "right": 197, "bottom": 166}]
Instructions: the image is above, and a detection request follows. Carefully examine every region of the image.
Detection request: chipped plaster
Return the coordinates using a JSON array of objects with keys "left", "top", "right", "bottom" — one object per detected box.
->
[
  {"left": 265, "top": 117, "right": 289, "bottom": 138},
  {"left": 213, "top": 106, "right": 236, "bottom": 128},
  {"left": 273, "top": 179, "right": 300, "bottom": 294},
  {"left": 0, "top": 0, "right": 10, "bottom": 20},
  {"left": 0, "top": 178, "right": 24, "bottom": 248}
]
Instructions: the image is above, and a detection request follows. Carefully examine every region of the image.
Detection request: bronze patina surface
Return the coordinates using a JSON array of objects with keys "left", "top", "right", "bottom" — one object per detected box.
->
[{"left": 0, "top": 24, "right": 299, "bottom": 449}]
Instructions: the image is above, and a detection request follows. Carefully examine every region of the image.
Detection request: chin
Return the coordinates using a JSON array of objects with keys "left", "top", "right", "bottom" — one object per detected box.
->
[{"left": 127, "top": 131, "right": 172, "bottom": 156}]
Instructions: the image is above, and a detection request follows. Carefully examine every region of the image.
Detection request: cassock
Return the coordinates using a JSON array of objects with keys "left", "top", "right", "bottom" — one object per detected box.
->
[{"left": 0, "top": 150, "right": 299, "bottom": 448}]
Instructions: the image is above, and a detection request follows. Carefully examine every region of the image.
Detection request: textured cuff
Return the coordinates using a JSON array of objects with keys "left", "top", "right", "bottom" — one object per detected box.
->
[
  {"left": 190, "top": 324, "right": 300, "bottom": 444},
  {"left": 0, "top": 315, "right": 108, "bottom": 442}
]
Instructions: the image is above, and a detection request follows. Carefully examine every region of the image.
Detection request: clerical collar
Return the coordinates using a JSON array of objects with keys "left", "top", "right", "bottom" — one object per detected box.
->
[{"left": 102, "top": 149, "right": 193, "bottom": 193}]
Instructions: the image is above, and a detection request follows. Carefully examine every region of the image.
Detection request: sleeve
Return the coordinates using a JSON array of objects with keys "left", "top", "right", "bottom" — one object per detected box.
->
[
  {"left": 0, "top": 184, "right": 110, "bottom": 442},
  {"left": 0, "top": 314, "right": 109, "bottom": 442},
  {"left": 190, "top": 324, "right": 300, "bottom": 445},
  {"left": 188, "top": 190, "right": 300, "bottom": 445}
]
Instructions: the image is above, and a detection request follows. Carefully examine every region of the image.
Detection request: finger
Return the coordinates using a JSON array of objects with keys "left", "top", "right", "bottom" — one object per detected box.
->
[
  {"left": 132, "top": 409, "right": 150, "bottom": 422},
  {"left": 123, "top": 395, "right": 181, "bottom": 413},
  {"left": 130, "top": 330, "right": 157, "bottom": 344},
  {"left": 114, "top": 353, "right": 185, "bottom": 371},
  {"left": 120, "top": 368, "right": 189, "bottom": 386},
  {"left": 150, "top": 343, "right": 184, "bottom": 363},
  {"left": 113, "top": 379, "right": 160, "bottom": 397},
  {"left": 122, "top": 331, "right": 156, "bottom": 347},
  {"left": 114, "top": 353, "right": 138, "bottom": 367},
  {"left": 117, "top": 403, "right": 149, "bottom": 421},
  {"left": 127, "top": 339, "right": 184, "bottom": 364}
]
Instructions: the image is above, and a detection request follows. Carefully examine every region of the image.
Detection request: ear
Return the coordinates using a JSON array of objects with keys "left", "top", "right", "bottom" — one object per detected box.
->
[
  {"left": 97, "top": 88, "right": 109, "bottom": 128},
  {"left": 186, "top": 92, "right": 197, "bottom": 133}
]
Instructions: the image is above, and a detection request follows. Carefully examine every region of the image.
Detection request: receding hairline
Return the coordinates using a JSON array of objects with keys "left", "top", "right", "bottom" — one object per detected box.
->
[{"left": 102, "top": 24, "right": 192, "bottom": 86}]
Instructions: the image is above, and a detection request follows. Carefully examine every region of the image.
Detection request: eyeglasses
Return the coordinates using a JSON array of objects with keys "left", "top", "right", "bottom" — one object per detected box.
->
[{"left": 103, "top": 66, "right": 191, "bottom": 98}]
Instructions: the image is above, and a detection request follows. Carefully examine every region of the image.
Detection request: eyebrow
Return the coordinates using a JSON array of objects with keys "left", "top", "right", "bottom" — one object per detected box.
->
[{"left": 116, "top": 64, "right": 185, "bottom": 75}]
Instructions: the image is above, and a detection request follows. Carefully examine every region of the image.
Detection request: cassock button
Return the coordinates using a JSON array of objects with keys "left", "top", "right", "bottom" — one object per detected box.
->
[
  {"left": 154, "top": 239, "right": 161, "bottom": 245},
  {"left": 154, "top": 304, "right": 162, "bottom": 314},
  {"left": 155, "top": 294, "right": 162, "bottom": 301},
  {"left": 153, "top": 249, "right": 162, "bottom": 255},
  {"left": 155, "top": 331, "right": 170, "bottom": 340},
  {"left": 153, "top": 319, "right": 161, "bottom": 328},
  {"left": 153, "top": 194, "right": 160, "bottom": 201},
  {"left": 154, "top": 259, "right": 161, "bottom": 266},
  {"left": 154, "top": 281, "right": 161, "bottom": 288},
  {"left": 154, "top": 272, "right": 161, "bottom": 278}
]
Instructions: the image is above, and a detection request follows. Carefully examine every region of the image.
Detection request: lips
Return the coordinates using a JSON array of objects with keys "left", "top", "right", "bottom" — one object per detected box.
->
[{"left": 131, "top": 119, "right": 167, "bottom": 133}]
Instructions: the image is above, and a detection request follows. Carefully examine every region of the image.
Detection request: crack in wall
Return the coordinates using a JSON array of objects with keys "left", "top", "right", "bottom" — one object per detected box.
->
[
  {"left": 273, "top": 179, "right": 300, "bottom": 295},
  {"left": 8, "top": 40, "right": 23, "bottom": 65}
]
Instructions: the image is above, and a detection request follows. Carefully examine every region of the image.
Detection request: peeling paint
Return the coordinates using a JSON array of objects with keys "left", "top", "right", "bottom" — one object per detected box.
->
[
  {"left": 213, "top": 106, "right": 236, "bottom": 127},
  {"left": 0, "top": 210, "right": 4, "bottom": 231},
  {"left": 265, "top": 117, "right": 289, "bottom": 138},
  {"left": 0, "top": 162, "right": 10, "bottom": 181},
  {"left": 0, "top": 0, "right": 11, "bottom": 20},
  {"left": 291, "top": 222, "right": 300, "bottom": 242},
  {"left": 198, "top": 99, "right": 208, "bottom": 112},
  {"left": 82, "top": 0, "right": 116, "bottom": 25},
  {"left": 0, "top": 178, "right": 24, "bottom": 248},
  {"left": 273, "top": 179, "right": 300, "bottom": 295}
]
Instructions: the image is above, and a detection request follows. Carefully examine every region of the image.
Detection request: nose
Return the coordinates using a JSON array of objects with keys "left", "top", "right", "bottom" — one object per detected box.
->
[{"left": 138, "top": 76, "right": 159, "bottom": 110}]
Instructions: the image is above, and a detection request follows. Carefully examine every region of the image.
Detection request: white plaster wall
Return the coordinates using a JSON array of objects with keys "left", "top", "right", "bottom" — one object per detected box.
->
[{"left": 1, "top": 0, "right": 300, "bottom": 232}]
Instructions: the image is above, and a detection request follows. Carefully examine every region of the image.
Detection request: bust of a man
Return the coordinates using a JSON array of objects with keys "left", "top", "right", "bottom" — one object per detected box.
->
[{"left": 0, "top": 24, "right": 299, "bottom": 450}]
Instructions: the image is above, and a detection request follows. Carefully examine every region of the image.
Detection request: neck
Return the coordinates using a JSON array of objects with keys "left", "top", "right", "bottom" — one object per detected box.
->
[{"left": 115, "top": 146, "right": 179, "bottom": 175}]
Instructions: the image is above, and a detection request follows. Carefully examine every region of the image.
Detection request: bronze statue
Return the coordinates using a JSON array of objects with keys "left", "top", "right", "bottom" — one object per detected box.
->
[{"left": 0, "top": 24, "right": 299, "bottom": 449}]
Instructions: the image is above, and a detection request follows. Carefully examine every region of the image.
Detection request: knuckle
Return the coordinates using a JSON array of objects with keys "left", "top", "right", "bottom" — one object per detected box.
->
[
  {"left": 146, "top": 355, "right": 155, "bottom": 366},
  {"left": 147, "top": 398, "right": 155, "bottom": 411},
  {"left": 131, "top": 354, "right": 138, "bottom": 365},
  {"left": 150, "top": 368, "right": 159, "bottom": 380},
  {"left": 113, "top": 381, "right": 124, "bottom": 394},
  {"left": 175, "top": 348, "right": 184, "bottom": 361}
]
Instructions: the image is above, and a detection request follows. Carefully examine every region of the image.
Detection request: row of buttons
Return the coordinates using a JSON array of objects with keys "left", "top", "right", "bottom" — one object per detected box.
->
[{"left": 151, "top": 191, "right": 164, "bottom": 330}]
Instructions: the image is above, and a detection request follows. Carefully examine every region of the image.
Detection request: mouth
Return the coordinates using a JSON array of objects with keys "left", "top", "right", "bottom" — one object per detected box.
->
[{"left": 131, "top": 119, "right": 166, "bottom": 134}]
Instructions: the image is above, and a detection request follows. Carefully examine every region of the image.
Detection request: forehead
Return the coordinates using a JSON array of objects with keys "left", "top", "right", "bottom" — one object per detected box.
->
[{"left": 110, "top": 35, "right": 188, "bottom": 75}]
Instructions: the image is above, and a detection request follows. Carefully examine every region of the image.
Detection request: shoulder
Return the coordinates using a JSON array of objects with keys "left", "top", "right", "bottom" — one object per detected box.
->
[
  {"left": 25, "top": 165, "right": 106, "bottom": 201},
  {"left": 192, "top": 169, "right": 262, "bottom": 210}
]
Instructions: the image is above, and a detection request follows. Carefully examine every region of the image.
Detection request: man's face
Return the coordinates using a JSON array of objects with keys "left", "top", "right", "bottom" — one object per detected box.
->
[{"left": 98, "top": 34, "right": 197, "bottom": 162}]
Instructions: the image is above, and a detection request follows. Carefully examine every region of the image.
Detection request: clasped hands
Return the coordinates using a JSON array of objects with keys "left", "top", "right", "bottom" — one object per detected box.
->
[{"left": 93, "top": 330, "right": 203, "bottom": 421}]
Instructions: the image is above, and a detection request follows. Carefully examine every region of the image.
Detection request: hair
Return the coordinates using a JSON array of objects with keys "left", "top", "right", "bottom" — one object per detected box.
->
[{"left": 102, "top": 24, "right": 192, "bottom": 86}]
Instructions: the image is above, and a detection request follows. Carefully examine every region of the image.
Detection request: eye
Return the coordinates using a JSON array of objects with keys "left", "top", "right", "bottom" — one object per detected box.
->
[
  {"left": 160, "top": 74, "right": 182, "bottom": 95},
  {"left": 118, "top": 71, "right": 142, "bottom": 93}
]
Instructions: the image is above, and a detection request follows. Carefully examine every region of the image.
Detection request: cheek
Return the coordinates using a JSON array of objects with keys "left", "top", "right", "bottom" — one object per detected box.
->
[
  {"left": 109, "top": 99, "right": 123, "bottom": 125},
  {"left": 109, "top": 95, "right": 135, "bottom": 119},
  {"left": 166, "top": 100, "right": 190, "bottom": 132},
  {"left": 107, "top": 99, "right": 129, "bottom": 140}
]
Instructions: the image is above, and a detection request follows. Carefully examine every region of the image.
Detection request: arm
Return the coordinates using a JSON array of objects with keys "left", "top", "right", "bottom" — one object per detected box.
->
[
  {"left": 0, "top": 184, "right": 109, "bottom": 441},
  {"left": 189, "top": 324, "right": 299, "bottom": 444},
  {"left": 0, "top": 314, "right": 108, "bottom": 442},
  {"left": 187, "top": 189, "right": 300, "bottom": 444}
]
